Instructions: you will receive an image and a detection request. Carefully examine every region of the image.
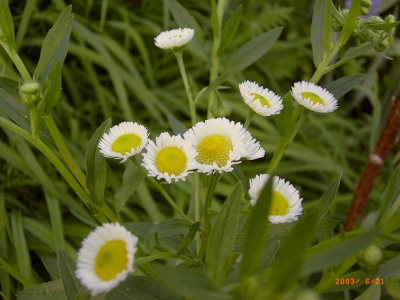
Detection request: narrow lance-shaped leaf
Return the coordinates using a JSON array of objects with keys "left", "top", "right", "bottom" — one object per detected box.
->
[
  {"left": 58, "top": 249, "right": 80, "bottom": 300},
  {"left": 338, "top": 0, "right": 361, "bottom": 47},
  {"left": 0, "top": 0, "right": 16, "bottom": 51},
  {"left": 225, "top": 27, "right": 282, "bottom": 75},
  {"left": 41, "top": 61, "right": 62, "bottom": 115},
  {"left": 218, "top": 5, "right": 243, "bottom": 55},
  {"left": 311, "top": 0, "right": 332, "bottom": 67},
  {"left": 34, "top": 5, "right": 73, "bottom": 84},
  {"left": 85, "top": 119, "right": 111, "bottom": 207},
  {"left": 206, "top": 182, "right": 243, "bottom": 286},
  {"left": 324, "top": 74, "right": 366, "bottom": 99},
  {"left": 239, "top": 177, "right": 272, "bottom": 280},
  {"left": 316, "top": 173, "right": 341, "bottom": 222},
  {"left": 274, "top": 93, "right": 293, "bottom": 139}
]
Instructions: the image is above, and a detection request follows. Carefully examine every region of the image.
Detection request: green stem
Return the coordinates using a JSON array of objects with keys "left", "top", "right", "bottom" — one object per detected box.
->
[
  {"left": 207, "top": 33, "right": 221, "bottom": 119},
  {"left": 310, "top": 43, "right": 340, "bottom": 84},
  {"left": 174, "top": 50, "right": 196, "bottom": 125},
  {"left": 0, "top": 116, "right": 111, "bottom": 223},
  {"left": 131, "top": 156, "right": 193, "bottom": 224},
  {"left": 42, "top": 115, "right": 89, "bottom": 194},
  {"left": 135, "top": 252, "right": 195, "bottom": 266},
  {"left": 0, "top": 256, "right": 35, "bottom": 288},
  {"left": 244, "top": 109, "right": 255, "bottom": 129},
  {"left": 194, "top": 172, "right": 201, "bottom": 253},
  {"left": 198, "top": 172, "right": 222, "bottom": 260},
  {"left": 0, "top": 42, "right": 32, "bottom": 82}
]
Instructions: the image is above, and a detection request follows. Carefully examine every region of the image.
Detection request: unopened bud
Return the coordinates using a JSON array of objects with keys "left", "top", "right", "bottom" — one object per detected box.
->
[
  {"left": 361, "top": 0, "right": 372, "bottom": 9},
  {"left": 386, "top": 272, "right": 400, "bottom": 299},
  {"left": 20, "top": 81, "right": 41, "bottom": 106},
  {"left": 210, "top": 100, "right": 230, "bottom": 117},
  {"left": 357, "top": 244, "right": 383, "bottom": 269}
]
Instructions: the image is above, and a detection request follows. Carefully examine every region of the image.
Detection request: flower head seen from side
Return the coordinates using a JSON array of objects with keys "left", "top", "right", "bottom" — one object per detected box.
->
[
  {"left": 142, "top": 132, "right": 198, "bottom": 183},
  {"left": 98, "top": 121, "right": 149, "bottom": 163},
  {"left": 154, "top": 28, "right": 195, "bottom": 51},
  {"left": 184, "top": 118, "right": 265, "bottom": 174},
  {"left": 75, "top": 223, "right": 138, "bottom": 297},
  {"left": 239, "top": 80, "right": 283, "bottom": 116},
  {"left": 291, "top": 81, "right": 338, "bottom": 113},
  {"left": 249, "top": 174, "right": 303, "bottom": 224}
]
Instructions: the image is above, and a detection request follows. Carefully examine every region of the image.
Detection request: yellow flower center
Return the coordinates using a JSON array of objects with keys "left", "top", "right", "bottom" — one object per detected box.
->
[
  {"left": 250, "top": 92, "right": 271, "bottom": 108},
  {"left": 155, "top": 146, "right": 187, "bottom": 175},
  {"left": 196, "top": 134, "right": 233, "bottom": 167},
  {"left": 301, "top": 92, "right": 325, "bottom": 105},
  {"left": 94, "top": 240, "right": 128, "bottom": 280},
  {"left": 111, "top": 133, "right": 142, "bottom": 154},
  {"left": 270, "top": 190, "right": 289, "bottom": 216}
]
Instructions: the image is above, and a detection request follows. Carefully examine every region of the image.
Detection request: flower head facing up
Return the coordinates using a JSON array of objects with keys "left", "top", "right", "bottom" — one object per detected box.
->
[
  {"left": 154, "top": 28, "right": 195, "bottom": 51},
  {"left": 98, "top": 122, "right": 149, "bottom": 163},
  {"left": 142, "top": 132, "right": 197, "bottom": 183},
  {"left": 239, "top": 80, "right": 283, "bottom": 116},
  {"left": 249, "top": 174, "right": 303, "bottom": 224},
  {"left": 75, "top": 223, "right": 138, "bottom": 296},
  {"left": 184, "top": 118, "right": 265, "bottom": 174},
  {"left": 291, "top": 81, "right": 338, "bottom": 113}
]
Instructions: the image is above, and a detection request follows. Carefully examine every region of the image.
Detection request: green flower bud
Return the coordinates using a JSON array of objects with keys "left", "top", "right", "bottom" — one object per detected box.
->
[
  {"left": 385, "top": 14, "right": 396, "bottom": 24},
  {"left": 20, "top": 81, "right": 41, "bottom": 106},
  {"left": 210, "top": 100, "right": 230, "bottom": 117},
  {"left": 361, "top": 0, "right": 372, "bottom": 9},
  {"left": 374, "top": 37, "right": 391, "bottom": 52},
  {"left": 357, "top": 244, "right": 383, "bottom": 269},
  {"left": 360, "top": 7, "right": 370, "bottom": 16},
  {"left": 386, "top": 272, "right": 400, "bottom": 299}
]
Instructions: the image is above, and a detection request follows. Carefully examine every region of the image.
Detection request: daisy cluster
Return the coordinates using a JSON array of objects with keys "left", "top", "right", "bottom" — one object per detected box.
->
[{"left": 98, "top": 117, "right": 265, "bottom": 182}]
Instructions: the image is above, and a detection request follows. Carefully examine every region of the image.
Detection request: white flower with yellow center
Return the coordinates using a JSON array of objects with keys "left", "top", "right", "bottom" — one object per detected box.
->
[
  {"left": 75, "top": 223, "right": 138, "bottom": 296},
  {"left": 142, "top": 132, "right": 197, "bottom": 183},
  {"left": 249, "top": 174, "right": 303, "bottom": 224},
  {"left": 154, "top": 28, "right": 195, "bottom": 51},
  {"left": 184, "top": 118, "right": 265, "bottom": 174},
  {"left": 291, "top": 81, "right": 338, "bottom": 113},
  {"left": 239, "top": 80, "right": 283, "bottom": 116},
  {"left": 98, "top": 122, "right": 149, "bottom": 163}
]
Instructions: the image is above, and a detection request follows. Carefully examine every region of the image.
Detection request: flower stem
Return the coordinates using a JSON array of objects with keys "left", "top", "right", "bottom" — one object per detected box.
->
[
  {"left": 174, "top": 50, "right": 196, "bottom": 126},
  {"left": 131, "top": 156, "right": 193, "bottom": 224},
  {"left": 42, "top": 115, "right": 89, "bottom": 195},
  {"left": 244, "top": 109, "right": 255, "bottom": 129},
  {"left": 0, "top": 41, "right": 32, "bottom": 82}
]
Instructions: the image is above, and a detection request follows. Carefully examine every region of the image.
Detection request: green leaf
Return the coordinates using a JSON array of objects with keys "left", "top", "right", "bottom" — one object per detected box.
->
[
  {"left": 324, "top": 74, "right": 367, "bottom": 99},
  {"left": 193, "top": 71, "right": 231, "bottom": 105},
  {"left": 0, "top": 0, "right": 16, "bottom": 51},
  {"left": 239, "top": 177, "right": 272, "bottom": 280},
  {"left": 114, "top": 161, "right": 146, "bottom": 213},
  {"left": 85, "top": 119, "right": 111, "bottom": 207},
  {"left": 363, "top": 21, "right": 400, "bottom": 31},
  {"left": 0, "top": 88, "right": 30, "bottom": 132},
  {"left": 206, "top": 182, "right": 242, "bottom": 286},
  {"left": 42, "top": 257, "right": 60, "bottom": 280},
  {"left": 225, "top": 27, "right": 282, "bottom": 75},
  {"left": 168, "top": 0, "right": 208, "bottom": 63},
  {"left": 316, "top": 173, "right": 341, "bottom": 222},
  {"left": 154, "top": 265, "right": 233, "bottom": 300},
  {"left": 338, "top": 0, "right": 361, "bottom": 47},
  {"left": 0, "top": 76, "right": 20, "bottom": 99},
  {"left": 105, "top": 275, "right": 181, "bottom": 300},
  {"left": 354, "top": 283, "right": 381, "bottom": 300},
  {"left": 33, "top": 5, "right": 73, "bottom": 84},
  {"left": 167, "top": 114, "right": 188, "bottom": 136},
  {"left": 58, "top": 250, "right": 79, "bottom": 300},
  {"left": 268, "top": 207, "right": 319, "bottom": 292},
  {"left": 41, "top": 61, "right": 62, "bottom": 115},
  {"left": 274, "top": 93, "right": 293, "bottom": 138},
  {"left": 176, "top": 222, "right": 200, "bottom": 256},
  {"left": 377, "top": 164, "right": 400, "bottom": 223},
  {"left": 311, "top": 0, "right": 332, "bottom": 67},
  {"left": 144, "top": 218, "right": 191, "bottom": 251},
  {"left": 211, "top": 0, "right": 219, "bottom": 37},
  {"left": 218, "top": 5, "right": 243, "bottom": 55},
  {"left": 16, "top": 280, "right": 67, "bottom": 300},
  {"left": 302, "top": 227, "right": 382, "bottom": 276},
  {"left": 329, "top": 37, "right": 386, "bottom": 71}
]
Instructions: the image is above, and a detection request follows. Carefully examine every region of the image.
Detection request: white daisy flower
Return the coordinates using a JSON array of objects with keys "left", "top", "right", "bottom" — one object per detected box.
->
[
  {"left": 183, "top": 117, "right": 265, "bottom": 174},
  {"left": 98, "top": 122, "right": 149, "bottom": 163},
  {"left": 142, "top": 132, "right": 198, "bottom": 183},
  {"left": 75, "top": 223, "right": 138, "bottom": 297},
  {"left": 154, "top": 28, "right": 195, "bottom": 51},
  {"left": 249, "top": 174, "right": 303, "bottom": 224},
  {"left": 239, "top": 80, "right": 283, "bottom": 116},
  {"left": 291, "top": 81, "right": 338, "bottom": 113}
]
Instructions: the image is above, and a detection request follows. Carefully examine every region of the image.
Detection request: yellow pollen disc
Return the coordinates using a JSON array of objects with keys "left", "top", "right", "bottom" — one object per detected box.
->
[
  {"left": 94, "top": 240, "right": 128, "bottom": 280},
  {"left": 250, "top": 92, "right": 271, "bottom": 108},
  {"left": 111, "top": 134, "right": 142, "bottom": 154},
  {"left": 270, "top": 190, "right": 289, "bottom": 216},
  {"left": 196, "top": 134, "right": 233, "bottom": 167},
  {"left": 155, "top": 146, "right": 187, "bottom": 175},
  {"left": 301, "top": 92, "right": 325, "bottom": 105}
]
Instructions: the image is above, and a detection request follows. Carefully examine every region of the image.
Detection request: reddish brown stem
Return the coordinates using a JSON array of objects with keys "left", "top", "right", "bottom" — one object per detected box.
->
[{"left": 344, "top": 91, "right": 400, "bottom": 232}]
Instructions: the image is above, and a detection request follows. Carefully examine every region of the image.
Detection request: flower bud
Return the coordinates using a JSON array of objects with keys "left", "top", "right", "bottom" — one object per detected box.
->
[
  {"left": 386, "top": 14, "right": 396, "bottom": 24},
  {"left": 361, "top": 0, "right": 372, "bottom": 9},
  {"left": 210, "top": 100, "right": 230, "bottom": 117},
  {"left": 20, "top": 81, "right": 41, "bottom": 106},
  {"left": 357, "top": 244, "right": 383, "bottom": 270},
  {"left": 386, "top": 272, "right": 400, "bottom": 299}
]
